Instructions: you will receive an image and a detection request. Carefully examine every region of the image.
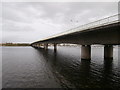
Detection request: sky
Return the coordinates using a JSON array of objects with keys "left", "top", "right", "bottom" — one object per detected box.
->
[{"left": 1, "top": 2, "right": 118, "bottom": 43}]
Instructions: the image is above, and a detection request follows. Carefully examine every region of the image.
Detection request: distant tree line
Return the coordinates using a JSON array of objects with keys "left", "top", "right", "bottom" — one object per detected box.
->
[{"left": 0, "top": 43, "right": 30, "bottom": 46}]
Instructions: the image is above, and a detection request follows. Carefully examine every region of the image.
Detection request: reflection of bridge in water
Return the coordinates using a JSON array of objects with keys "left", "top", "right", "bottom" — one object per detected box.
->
[{"left": 31, "top": 14, "right": 120, "bottom": 60}]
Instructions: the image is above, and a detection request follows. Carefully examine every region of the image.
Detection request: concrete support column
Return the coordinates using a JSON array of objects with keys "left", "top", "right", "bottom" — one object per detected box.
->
[
  {"left": 81, "top": 45, "right": 91, "bottom": 60},
  {"left": 37, "top": 44, "right": 39, "bottom": 48},
  {"left": 44, "top": 44, "right": 48, "bottom": 50},
  {"left": 43, "top": 44, "right": 45, "bottom": 49},
  {"left": 104, "top": 45, "right": 113, "bottom": 59},
  {"left": 38, "top": 44, "right": 40, "bottom": 48},
  {"left": 54, "top": 44, "right": 57, "bottom": 52}
]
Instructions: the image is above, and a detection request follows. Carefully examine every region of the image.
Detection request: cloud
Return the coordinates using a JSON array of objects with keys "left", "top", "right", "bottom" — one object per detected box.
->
[{"left": 1, "top": 2, "right": 118, "bottom": 43}]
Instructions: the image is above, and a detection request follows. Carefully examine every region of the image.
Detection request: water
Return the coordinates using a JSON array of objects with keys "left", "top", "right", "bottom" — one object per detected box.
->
[{"left": 2, "top": 46, "right": 120, "bottom": 88}]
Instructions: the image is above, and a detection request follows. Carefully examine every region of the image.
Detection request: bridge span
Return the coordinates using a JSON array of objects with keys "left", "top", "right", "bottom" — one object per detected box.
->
[{"left": 31, "top": 14, "right": 120, "bottom": 60}]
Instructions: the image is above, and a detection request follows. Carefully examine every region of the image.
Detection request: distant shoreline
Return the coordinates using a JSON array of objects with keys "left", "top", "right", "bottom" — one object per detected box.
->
[
  {"left": 0, "top": 45, "right": 30, "bottom": 46},
  {"left": 0, "top": 43, "right": 30, "bottom": 46}
]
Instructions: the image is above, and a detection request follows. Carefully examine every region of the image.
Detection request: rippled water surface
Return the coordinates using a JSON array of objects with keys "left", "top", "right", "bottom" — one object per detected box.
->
[{"left": 2, "top": 46, "right": 120, "bottom": 88}]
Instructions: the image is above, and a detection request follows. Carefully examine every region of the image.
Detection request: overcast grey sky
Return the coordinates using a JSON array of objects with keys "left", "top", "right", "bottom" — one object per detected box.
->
[{"left": 2, "top": 2, "right": 118, "bottom": 43}]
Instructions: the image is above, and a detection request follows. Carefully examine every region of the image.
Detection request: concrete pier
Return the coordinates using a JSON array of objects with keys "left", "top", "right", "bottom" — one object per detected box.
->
[
  {"left": 37, "top": 44, "right": 39, "bottom": 48},
  {"left": 54, "top": 44, "right": 57, "bottom": 52},
  {"left": 81, "top": 45, "right": 91, "bottom": 60},
  {"left": 104, "top": 45, "right": 113, "bottom": 59},
  {"left": 44, "top": 44, "right": 48, "bottom": 50},
  {"left": 43, "top": 44, "right": 45, "bottom": 49}
]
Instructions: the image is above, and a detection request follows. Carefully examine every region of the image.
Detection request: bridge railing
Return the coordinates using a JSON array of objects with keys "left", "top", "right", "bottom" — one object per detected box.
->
[{"left": 38, "top": 14, "right": 120, "bottom": 41}]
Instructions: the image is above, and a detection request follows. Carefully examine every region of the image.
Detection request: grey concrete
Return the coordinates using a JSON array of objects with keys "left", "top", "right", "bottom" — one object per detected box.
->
[
  {"left": 81, "top": 45, "right": 91, "bottom": 60},
  {"left": 104, "top": 45, "right": 113, "bottom": 59},
  {"left": 54, "top": 44, "right": 57, "bottom": 52},
  {"left": 44, "top": 44, "right": 48, "bottom": 50}
]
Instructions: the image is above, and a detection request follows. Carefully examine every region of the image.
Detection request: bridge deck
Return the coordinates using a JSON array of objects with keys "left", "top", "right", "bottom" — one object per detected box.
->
[{"left": 32, "top": 14, "right": 120, "bottom": 45}]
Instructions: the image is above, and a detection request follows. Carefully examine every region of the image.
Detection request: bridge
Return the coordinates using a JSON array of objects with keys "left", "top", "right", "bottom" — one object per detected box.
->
[{"left": 31, "top": 14, "right": 120, "bottom": 60}]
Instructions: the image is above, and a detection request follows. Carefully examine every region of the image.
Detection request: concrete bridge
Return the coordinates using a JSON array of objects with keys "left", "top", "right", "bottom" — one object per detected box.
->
[{"left": 31, "top": 14, "right": 120, "bottom": 60}]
